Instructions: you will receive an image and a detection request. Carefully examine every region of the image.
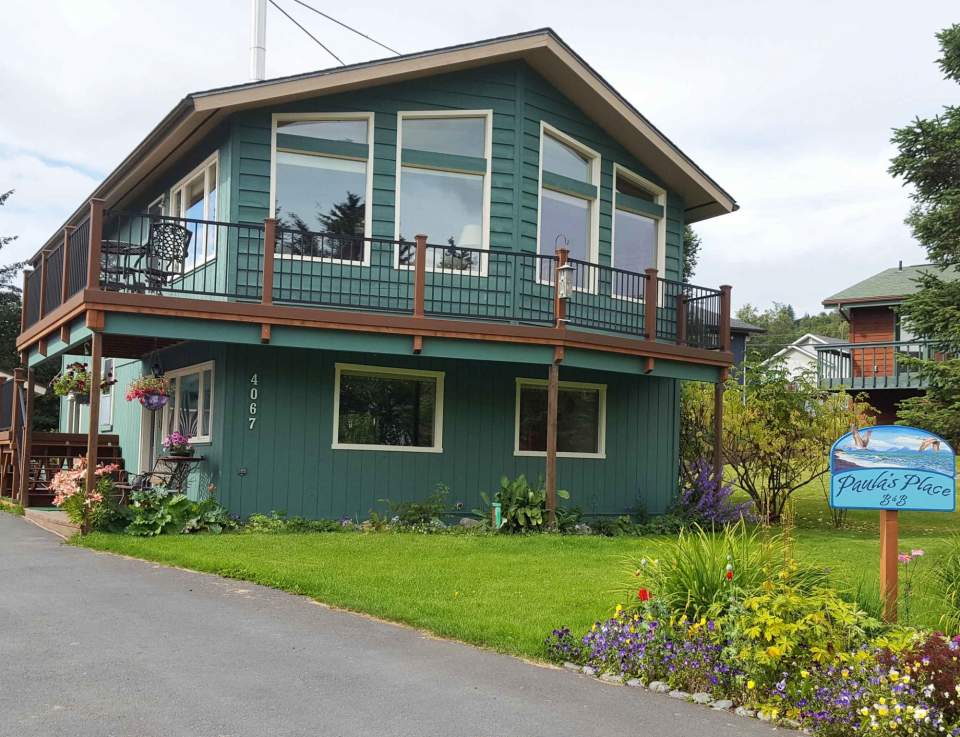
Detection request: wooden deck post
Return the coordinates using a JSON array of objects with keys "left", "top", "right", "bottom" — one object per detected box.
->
[
  {"left": 712, "top": 373, "right": 725, "bottom": 483},
  {"left": 19, "top": 368, "right": 34, "bottom": 508},
  {"left": 413, "top": 235, "right": 427, "bottom": 318},
  {"left": 545, "top": 360, "right": 559, "bottom": 529},
  {"left": 880, "top": 510, "right": 899, "bottom": 623},
  {"left": 10, "top": 368, "right": 23, "bottom": 501},
  {"left": 84, "top": 333, "right": 103, "bottom": 517},
  {"left": 644, "top": 268, "right": 659, "bottom": 341},
  {"left": 719, "top": 284, "right": 732, "bottom": 353},
  {"left": 675, "top": 292, "right": 688, "bottom": 346},
  {"left": 38, "top": 252, "right": 49, "bottom": 320},
  {"left": 261, "top": 218, "right": 276, "bottom": 306},
  {"left": 553, "top": 247, "right": 569, "bottom": 327},
  {"left": 86, "top": 198, "right": 105, "bottom": 290}
]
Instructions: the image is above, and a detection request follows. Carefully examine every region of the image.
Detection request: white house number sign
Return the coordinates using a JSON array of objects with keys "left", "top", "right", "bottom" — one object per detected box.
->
[{"left": 248, "top": 373, "right": 259, "bottom": 430}]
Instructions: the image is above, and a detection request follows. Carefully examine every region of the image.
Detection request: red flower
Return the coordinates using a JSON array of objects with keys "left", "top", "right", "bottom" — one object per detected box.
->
[
  {"left": 726, "top": 570, "right": 733, "bottom": 581},
  {"left": 637, "top": 588, "right": 651, "bottom": 602}
]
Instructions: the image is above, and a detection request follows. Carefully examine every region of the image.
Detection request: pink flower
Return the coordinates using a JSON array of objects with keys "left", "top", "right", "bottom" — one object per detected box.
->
[
  {"left": 911, "top": 549, "right": 925, "bottom": 557},
  {"left": 898, "top": 553, "right": 913, "bottom": 565}
]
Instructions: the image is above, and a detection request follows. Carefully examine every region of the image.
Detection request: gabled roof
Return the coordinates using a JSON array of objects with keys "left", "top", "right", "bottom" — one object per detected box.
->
[
  {"left": 763, "top": 333, "right": 845, "bottom": 364},
  {"left": 32, "top": 28, "right": 737, "bottom": 262},
  {"left": 823, "top": 263, "right": 960, "bottom": 306},
  {"left": 730, "top": 318, "right": 765, "bottom": 334}
]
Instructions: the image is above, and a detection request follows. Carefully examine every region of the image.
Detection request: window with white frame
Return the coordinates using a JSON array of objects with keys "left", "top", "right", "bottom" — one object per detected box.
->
[
  {"left": 271, "top": 114, "right": 374, "bottom": 262},
  {"left": 538, "top": 125, "right": 600, "bottom": 289},
  {"left": 515, "top": 378, "right": 606, "bottom": 457},
  {"left": 159, "top": 362, "right": 215, "bottom": 444},
  {"left": 396, "top": 112, "right": 491, "bottom": 272},
  {"left": 333, "top": 363, "right": 444, "bottom": 452},
  {"left": 169, "top": 153, "right": 219, "bottom": 268},
  {"left": 99, "top": 358, "right": 114, "bottom": 430},
  {"left": 612, "top": 165, "right": 666, "bottom": 299}
]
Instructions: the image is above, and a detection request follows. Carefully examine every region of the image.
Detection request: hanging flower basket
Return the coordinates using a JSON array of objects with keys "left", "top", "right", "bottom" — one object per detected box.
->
[
  {"left": 126, "top": 376, "right": 170, "bottom": 411},
  {"left": 52, "top": 362, "right": 116, "bottom": 403},
  {"left": 71, "top": 391, "right": 90, "bottom": 405}
]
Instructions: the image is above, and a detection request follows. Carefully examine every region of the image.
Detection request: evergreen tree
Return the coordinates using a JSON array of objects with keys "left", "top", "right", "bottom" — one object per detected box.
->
[
  {"left": 682, "top": 225, "right": 700, "bottom": 281},
  {"left": 889, "top": 24, "right": 960, "bottom": 443}
]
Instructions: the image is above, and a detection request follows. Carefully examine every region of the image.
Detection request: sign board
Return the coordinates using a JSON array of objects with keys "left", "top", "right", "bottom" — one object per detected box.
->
[{"left": 829, "top": 425, "right": 956, "bottom": 512}]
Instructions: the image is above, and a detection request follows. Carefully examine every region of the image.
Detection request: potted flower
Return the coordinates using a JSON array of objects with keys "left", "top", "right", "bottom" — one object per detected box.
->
[
  {"left": 51, "top": 362, "right": 115, "bottom": 404},
  {"left": 162, "top": 431, "right": 193, "bottom": 457},
  {"left": 126, "top": 375, "right": 170, "bottom": 411}
]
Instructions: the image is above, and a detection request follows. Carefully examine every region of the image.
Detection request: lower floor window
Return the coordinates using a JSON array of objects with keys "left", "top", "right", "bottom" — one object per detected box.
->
[
  {"left": 333, "top": 364, "right": 444, "bottom": 451},
  {"left": 160, "top": 361, "right": 215, "bottom": 443},
  {"left": 515, "top": 379, "right": 605, "bottom": 457}
]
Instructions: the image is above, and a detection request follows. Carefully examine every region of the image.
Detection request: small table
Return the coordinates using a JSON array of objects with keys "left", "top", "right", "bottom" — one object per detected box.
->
[{"left": 101, "top": 240, "right": 150, "bottom": 293}]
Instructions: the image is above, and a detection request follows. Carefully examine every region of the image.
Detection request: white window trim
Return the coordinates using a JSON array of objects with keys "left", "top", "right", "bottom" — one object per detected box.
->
[
  {"left": 393, "top": 109, "right": 493, "bottom": 274},
  {"left": 269, "top": 112, "right": 375, "bottom": 267},
  {"left": 332, "top": 362, "right": 444, "bottom": 453},
  {"left": 513, "top": 377, "right": 606, "bottom": 459},
  {"left": 168, "top": 152, "right": 220, "bottom": 269},
  {"left": 161, "top": 360, "right": 215, "bottom": 445},
  {"left": 536, "top": 121, "right": 602, "bottom": 293},
  {"left": 611, "top": 163, "right": 666, "bottom": 303},
  {"left": 99, "top": 357, "right": 115, "bottom": 431}
]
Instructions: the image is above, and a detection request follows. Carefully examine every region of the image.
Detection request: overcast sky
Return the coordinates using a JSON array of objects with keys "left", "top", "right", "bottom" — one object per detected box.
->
[{"left": 1, "top": 0, "right": 956, "bottom": 314}]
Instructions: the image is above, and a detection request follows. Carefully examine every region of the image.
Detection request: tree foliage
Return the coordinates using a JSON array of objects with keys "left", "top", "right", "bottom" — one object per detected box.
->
[
  {"left": 735, "top": 302, "right": 847, "bottom": 361},
  {"left": 682, "top": 361, "right": 874, "bottom": 523},
  {"left": 889, "top": 24, "right": 960, "bottom": 443},
  {"left": 682, "top": 225, "right": 701, "bottom": 281}
]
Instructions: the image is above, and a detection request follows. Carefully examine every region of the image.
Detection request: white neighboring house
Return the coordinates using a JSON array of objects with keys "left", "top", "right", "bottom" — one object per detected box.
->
[{"left": 762, "top": 333, "right": 848, "bottom": 378}]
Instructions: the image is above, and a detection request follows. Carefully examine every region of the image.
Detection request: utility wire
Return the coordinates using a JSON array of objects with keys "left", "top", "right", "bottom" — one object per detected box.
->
[
  {"left": 268, "top": 0, "right": 344, "bottom": 66},
  {"left": 287, "top": 0, "right": 401, "bottom": 56}
]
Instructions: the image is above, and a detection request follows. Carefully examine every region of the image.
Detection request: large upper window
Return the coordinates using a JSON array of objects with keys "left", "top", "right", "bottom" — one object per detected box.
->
[
  {"left": 515, "top": 378, "right": 606, "bottom": 458},
  {"left": 169, "top": 153, "right": 219, "bottom": 268},
  {"left": 160, "top": 361, "right": 215, "bottom": 444},
  {"left": 396, "top": 112, "right": 491, "bottom": 271},
  {"left": 612, "top": 165, "right": 665, "bottom": 299},
  {"left": 538, "top": 125, "right": 600, "bottom": 288},
  {"left": 333, "top": 364, "right": 444, "bottom": 452},
  {"left": 272, "top": 114, "right": 374, "bottom": 263}
]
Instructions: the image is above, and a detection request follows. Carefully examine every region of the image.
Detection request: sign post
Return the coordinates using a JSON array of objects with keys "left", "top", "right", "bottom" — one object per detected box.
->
[{"left": 829, "top": 425, "right": 955, "bottom": 623}]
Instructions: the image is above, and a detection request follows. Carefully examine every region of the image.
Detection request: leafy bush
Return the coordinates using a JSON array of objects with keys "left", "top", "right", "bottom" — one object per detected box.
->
[
  {"left": 125, "top": 488, "right": 194, "bottom": 536},
  {"left": 50, "top": 458, "right": 122, "bottom": 532},
  {"left": 244, "top": 511, "right": 348, "bottom": 533},
  {"left": 380, "top": 484, "right": 449, "bottom": 526},
  {"left": 183, "top": 496, "right": 237, "bottom": 534},
  {"left": 477, "top": 474, "right": 570, "bottom": 532},
  {"left": 676, "top": 458, "right": 753, "bottom": 526}
]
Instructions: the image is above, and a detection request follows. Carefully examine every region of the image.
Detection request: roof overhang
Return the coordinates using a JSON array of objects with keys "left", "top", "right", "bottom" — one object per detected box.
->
[
  {"left": 822, "top": 295, "right": 904, "bottom": 308},
  {"left": 32, "top": 28, "right": 737, "bottom": 262}
]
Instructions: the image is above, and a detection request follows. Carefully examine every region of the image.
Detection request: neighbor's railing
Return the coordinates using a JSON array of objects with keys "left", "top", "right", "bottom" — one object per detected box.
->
[
  {"left": 815, "top": 340, "right": 941, "bottom": 390},
  {"left": 21, "top": 203, "right": 732, "bottom": 354}
]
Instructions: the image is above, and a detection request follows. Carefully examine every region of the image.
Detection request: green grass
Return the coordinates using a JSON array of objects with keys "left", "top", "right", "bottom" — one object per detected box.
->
[
  {"left": 0, "top": 497, "right": 24, "bottom": 516},
  {"left": 75, "top": 477, "right": 959, "bottom": 661}
]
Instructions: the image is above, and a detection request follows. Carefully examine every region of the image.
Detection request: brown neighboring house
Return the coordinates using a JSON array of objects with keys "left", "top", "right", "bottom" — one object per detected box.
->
[{"left": 819, "top": 263, "right": 958, "bottom": 422}]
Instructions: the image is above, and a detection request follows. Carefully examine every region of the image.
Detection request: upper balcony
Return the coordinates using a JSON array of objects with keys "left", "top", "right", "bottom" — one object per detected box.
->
[
  {"left": 18, "top": 201, "right": 733, "bottom": 370},
  {"left": 815, "top": 340, "right": 939, "bottom": 391}
]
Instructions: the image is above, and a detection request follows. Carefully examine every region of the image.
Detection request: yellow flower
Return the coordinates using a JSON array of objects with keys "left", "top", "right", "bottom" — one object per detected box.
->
[
  {"left": 801, "top": 670, "right": 809, "bottom": 679},
  {"left": 766, "top": 646, "right": 781, "bottom": 658},
  {"left": 747, "top": 680, "right": 756, "bottom": 690},
  {"left": 841, "top": 668, "right": 849, "bottom": 678}
]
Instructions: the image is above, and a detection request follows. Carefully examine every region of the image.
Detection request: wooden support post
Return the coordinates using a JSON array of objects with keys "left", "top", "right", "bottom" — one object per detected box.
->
[
  {"left": 38, "top": 252, "right": 48, "bottom": 320},
  {"left": 84, "top": 332, "right": 103, "bottom": 523},
  {"left": 86, "top": 198, "right": 105, "bottom": 290},
  {"left": 61, "top": 226, "right": 73, "bottom": 304},
  {"left": 712, "top": 378, "right": 724, "bottom": 482},
  {"left": 262, "top": 218, "right": 276, "bottom": 306},
  {"left": 412, "top": 335, "right": 423, "bottom": 354},
  {"left": 413, "top": 235, "right": 427, "bottom": 318},
  {"left": 20, "top": 369, "right": 34, "bottom": 508},
  {"left": 545, "top": 360, "right": 560, "bottom": 529},
  {"left": 880, "top": 509, "right": 899, "bottom": 623},
  {"left": 10, "top": 368, "right": 23, "bottom": 501},
  {"left": 553, "top": 247, "right": 569, "bottom": 327},
  {"left": 719, "top": 284, "right": 732, "bottom": 353},
  {"left": 675, "top": 293, "right": 688, "bottom": 346},
  {"left": 644, "top": 268, "right": 659, "bottom": 341}
]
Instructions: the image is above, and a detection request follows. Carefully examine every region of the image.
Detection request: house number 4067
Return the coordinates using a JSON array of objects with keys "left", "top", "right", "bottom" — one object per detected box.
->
[{"left": 248, "top": 373, "right": 259, "bottom": 430}]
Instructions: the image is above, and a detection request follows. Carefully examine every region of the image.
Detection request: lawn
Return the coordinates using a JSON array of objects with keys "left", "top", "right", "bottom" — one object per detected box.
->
[{"left": 76, "top": 479, "right": 959, "bottom": 661}]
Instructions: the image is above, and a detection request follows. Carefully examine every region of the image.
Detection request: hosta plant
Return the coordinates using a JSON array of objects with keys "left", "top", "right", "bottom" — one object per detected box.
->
[{"left": 477, "top": 474, "right": 569, "bottom": 532}]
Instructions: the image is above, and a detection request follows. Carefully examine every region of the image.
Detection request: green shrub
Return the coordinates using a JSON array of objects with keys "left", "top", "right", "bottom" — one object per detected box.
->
[
  {"left": 244, "top": 511, "right": 345, "bottom": 533},
  {"left": 380, "top": 484, "right": 449, "bottom": 526},
  {"left": 125, "top": 488, "right": 234, "bottom": 536},
  {"left": 477, "top": 474, "right": 570, "bottom": 533}
]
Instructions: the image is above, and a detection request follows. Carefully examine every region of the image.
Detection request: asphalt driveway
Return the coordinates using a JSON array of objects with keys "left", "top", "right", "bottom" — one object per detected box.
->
[{"left": 0, "top": 514, "right": 787, "bottom": 737}]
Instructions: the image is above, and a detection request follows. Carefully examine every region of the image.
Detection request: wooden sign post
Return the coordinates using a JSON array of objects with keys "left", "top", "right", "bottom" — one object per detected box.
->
[{"left": 829, "top": 425, "right": 955, "bottom": 624}]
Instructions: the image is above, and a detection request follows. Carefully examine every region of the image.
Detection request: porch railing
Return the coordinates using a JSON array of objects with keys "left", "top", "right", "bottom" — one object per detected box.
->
[
  {"left": 21, "top": 204, "right": 732, "bottom": 353},
  {"left": 815, "top": 340, "right": 941, "bottom": 390}
]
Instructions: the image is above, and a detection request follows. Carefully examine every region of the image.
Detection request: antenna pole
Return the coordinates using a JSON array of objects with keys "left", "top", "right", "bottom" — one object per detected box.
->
[{"left": 250, "top": 0, "right": 267, "bottom": 81}]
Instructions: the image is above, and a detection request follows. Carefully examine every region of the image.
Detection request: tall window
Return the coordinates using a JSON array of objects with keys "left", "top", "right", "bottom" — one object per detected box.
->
[
  {"left": 159, "top": 361, "right": 215, "bottom": 444},
  {"left": 333, "top": 364, "right": 444, "bottom": 452},
  {"left": 272, "top": 114, "right": 374, "bottom": 263},
  {"left": 612, "top": 166, "right": 665, "bottom": 299},
  {"left": 169, "top": 153, "right": 219, "bottom": 268},
  {"left": 515, "top": 378, "right": 606, "bottom": 457},
  {"left": 538, "top": 125, "right": 600, "bottom": 288},
  {"left": 99, "top": 358, "right": 114, "bottom": 430},
  {"left": 396, "top": 112, "right": 491, "bottom": 271}
]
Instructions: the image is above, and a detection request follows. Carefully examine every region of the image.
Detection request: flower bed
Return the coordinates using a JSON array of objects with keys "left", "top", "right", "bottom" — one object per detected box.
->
[{"left": 545, "top": 525, "right": 960, "bottom": 736}]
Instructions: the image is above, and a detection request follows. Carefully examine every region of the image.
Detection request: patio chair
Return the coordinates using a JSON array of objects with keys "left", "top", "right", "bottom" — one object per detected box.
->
[{"left": 142, "top": 222, "right": 192, "bottom": 293}]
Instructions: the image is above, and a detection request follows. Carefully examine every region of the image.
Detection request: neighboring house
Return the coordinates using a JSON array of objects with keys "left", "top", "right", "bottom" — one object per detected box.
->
[
  {"left": 730, "top": 318, "right": 765, "bottom": 370},
  {"left": 818, "top": 263, "right": 958, "bottom": 423},
  {"left": 13, "top": 30, "right": 738, "bottom": 518},
  {"left": 764, "top": 333, "right": 846, "bottom": 378}
]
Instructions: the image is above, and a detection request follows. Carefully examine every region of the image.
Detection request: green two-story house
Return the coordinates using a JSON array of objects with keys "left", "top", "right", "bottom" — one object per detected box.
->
[{"left": 16, "top": 29, "right": 737, "bottom": 520}]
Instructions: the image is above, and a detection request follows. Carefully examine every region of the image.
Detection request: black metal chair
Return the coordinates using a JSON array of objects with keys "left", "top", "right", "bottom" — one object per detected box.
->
[{"left": 142, "top": 222, "right": 192, "bottom": 293}]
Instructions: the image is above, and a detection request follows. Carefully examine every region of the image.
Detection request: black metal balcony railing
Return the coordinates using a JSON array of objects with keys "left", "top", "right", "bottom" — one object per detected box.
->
[
  {"left": 816, "top": 340, "right": 940, "bottom": 390},
  {"left": 21, "top": 208, "right": 731, "bottom": 354}
]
